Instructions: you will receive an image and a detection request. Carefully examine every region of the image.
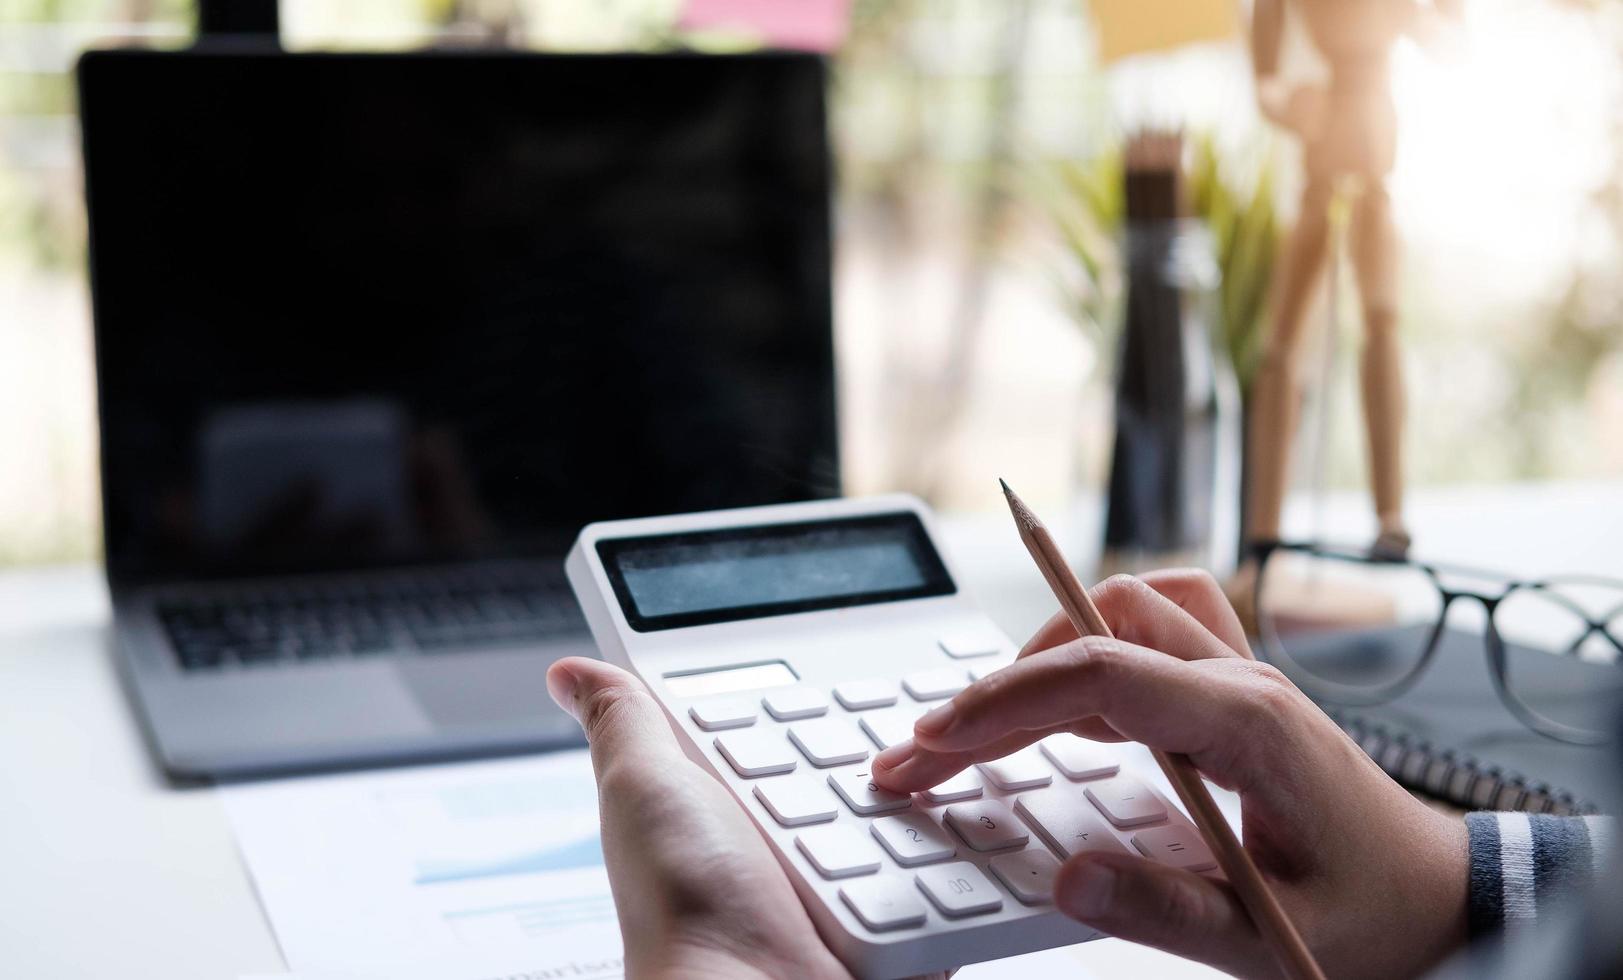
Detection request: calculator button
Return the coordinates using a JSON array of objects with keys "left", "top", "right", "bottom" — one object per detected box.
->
[
  {"left": 943, "top": 800, "right": 1028, "bottom": 851},
  {"left": 920, "top": 769, "right": 983, "bottom": 804},
  {"left": 762, "top": 686, "right": 829, "bottom": 721},
  {"left": 976, "top": 747, "right": 1053, "bottom": 791},
  {"left": 914, "top": 862, "right": 1003, "bottom": 917},
  {"left": 688, "top": 697, "right": 757, "bottom": 731},
  {"left": 828, "top": 768, "right": 912, "bottom": 815},
  {"left": 796, "top": 824, "right": 883, "bottom": 879},
  {"left": 1014, "top": 786, "right": 1129, "bottom": 859},
  {"left": 968, "top": 659, "right": 1014, "bottom": 681},
  {"left": 1132, "top": 825, "right": 1217, "bottom": 872},
  {"left": 833, "top": 678, "right": 899, "bottom": 710},
  {"left": 858, "top": 706, "right": 924, "bottom": 750},
  {"left": 1040, "top": 734, "right": 1120, "bottom": 780},
  {"left": 871, "top": 812, "right": 957, "bottom": 867},
  {"left": 1086, "top": 775, "right": 1169, "bottom": 828},
  {"left": 938, "top": 627, "right": 1005, "bottom": 659},
  {"left": 902, "top": 667, "right": 970, "bottom": 701},
  {"left": 714, "top": 731, "right": 798, "bottom": 777},
  {"left": 753, "top": 776, "right": 838, "bottom": 827},
  {"left": 789, "top": 718, "right": 871, "bottom": 767},
  {"left": 990, "top": 848, "right": 1061, "bottom": 905},
  {"left": 840, "top": 877, "right": 927, "bottom": 932}
]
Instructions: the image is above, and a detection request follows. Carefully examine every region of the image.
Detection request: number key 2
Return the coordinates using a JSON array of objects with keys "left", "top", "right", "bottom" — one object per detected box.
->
[{"left": 870, "top": 812, "right": 957, "bottom": 866}]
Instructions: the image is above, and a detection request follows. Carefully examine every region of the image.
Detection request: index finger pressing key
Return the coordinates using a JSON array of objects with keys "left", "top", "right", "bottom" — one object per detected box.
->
[{"left": 907, "top": 638, "right": 1238, "bottom": 761}]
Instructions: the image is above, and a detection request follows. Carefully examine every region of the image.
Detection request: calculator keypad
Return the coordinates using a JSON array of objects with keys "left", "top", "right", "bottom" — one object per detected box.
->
[
  {"left": 915, "top": 862, "right": 1003, "bottom": 917},
  {"left": 754, "top": 776, "right": 838, "bottom": 827},
  {"left": 944, "top": 799, "right": 1029, "bottom": 851},
  {"left": 871, "top": 812, "right": 958, "bottom": 866},
  {"left": 989, "top": 848, "right": 1061, "bottom": 905},
  {"left": 762, "top": 686, "right": 830, "bottom": 721},
  {"left": 840, "top": 877, "right": 929, "bottom": 931},
  {"left": 1040, "top": 733, "right": 1120, "bottom": 780},
  {"left": 902, "top": 667, "right": 971, "bottom": 701},
  {"left": 937, "top": 627, "right": 1007, "bottom": 660},
  {"left": 833, "top": 678, "right": 899, "bottom": 710},
  {"left": 920, "top": 769, "right": 983, "bottom": 804},
  {"left": 689, "top": 662, "right": 1217, "bottom": 938},
  {"left": 1086, "top": 775, "right": 1169, "bottom": 827},
  {"left": 797, "top": 824, "right": 884, "bottom": 879},
  {"left": 715, "top": 731, "right": 798, "bottom": 777},
  {"left": 829, "top": 768, "right": 912, "bottom": 815},
  {"left": 1015, "top": 785, "right": 1129, "bottom": 859},
  {"left": 689, "top": 697, "right": 758, "bottom": 731},
  {"left": 1132, "top": 824, "right": 1218, "bottom": 872},
  {"left": 976, "top": 747, "right": 1053, "bottom": 791},
  {"left": 858, "top": 705, "right": 924, "bottom": 750},
  {"left": 790, "top": 718, "right": 872, "bottom": 768}
]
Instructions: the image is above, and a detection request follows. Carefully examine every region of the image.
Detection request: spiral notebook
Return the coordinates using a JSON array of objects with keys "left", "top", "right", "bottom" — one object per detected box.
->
[{"left": 1286, "top": 625, "right": 1617, "bottom": 815}]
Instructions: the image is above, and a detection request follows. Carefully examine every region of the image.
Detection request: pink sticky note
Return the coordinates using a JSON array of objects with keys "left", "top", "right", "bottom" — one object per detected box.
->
[{"left": 679, "top": 0, "right": 852, "bottom": 52}]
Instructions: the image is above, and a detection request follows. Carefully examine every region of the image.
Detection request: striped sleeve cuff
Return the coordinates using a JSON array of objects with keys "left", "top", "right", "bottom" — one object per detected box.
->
[{"left": 1466, "top": 811, "right": 1613, "bottom": 937}]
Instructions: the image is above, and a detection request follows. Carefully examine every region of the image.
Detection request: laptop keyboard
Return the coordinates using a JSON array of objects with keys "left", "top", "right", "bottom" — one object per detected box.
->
[{"left": 156, "top": 570, "right": 583, "bottom": 671}]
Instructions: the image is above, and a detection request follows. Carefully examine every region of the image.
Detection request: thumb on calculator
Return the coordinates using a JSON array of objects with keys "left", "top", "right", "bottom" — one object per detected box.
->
[
  {"left": 1053, "top": 848, "right": 1260, "bottom": 969},
  {"left": 548, "top": 657, "right": 688, "bottom": 773},
  {"left": 546, "top": 657, "right": 859, "bottom": 980}
]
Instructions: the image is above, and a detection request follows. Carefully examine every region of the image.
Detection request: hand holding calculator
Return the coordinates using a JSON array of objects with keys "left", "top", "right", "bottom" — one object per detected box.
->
[{"left": 565, "top": 496, "right": 1220, "bottom": 978}]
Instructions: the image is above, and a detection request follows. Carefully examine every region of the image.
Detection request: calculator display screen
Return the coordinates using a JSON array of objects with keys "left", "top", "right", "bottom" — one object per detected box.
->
[{"left": 597, "top": 512, "right": 955, "bottom": 631}]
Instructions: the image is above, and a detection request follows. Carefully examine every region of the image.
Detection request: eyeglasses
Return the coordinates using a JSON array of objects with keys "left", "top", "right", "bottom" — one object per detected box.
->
[{"left": 1251, "top": 541, "right": 1623, "bottom": 745}]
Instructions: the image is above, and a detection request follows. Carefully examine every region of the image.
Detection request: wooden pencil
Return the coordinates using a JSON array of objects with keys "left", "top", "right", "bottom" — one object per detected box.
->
[{"left": 999, "top": 479, "right": 1326, "bottom": 980}]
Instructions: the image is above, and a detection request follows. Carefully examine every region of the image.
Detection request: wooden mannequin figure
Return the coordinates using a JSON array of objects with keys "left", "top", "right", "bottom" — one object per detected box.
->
[{"left": 1244, "top": 0, "right": 1462, "bottom": 571}]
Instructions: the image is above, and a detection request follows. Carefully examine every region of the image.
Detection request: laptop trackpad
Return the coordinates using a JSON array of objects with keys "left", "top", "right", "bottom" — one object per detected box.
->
[{"left": 398, "top": 641, "right": 596, "bottom": 729}]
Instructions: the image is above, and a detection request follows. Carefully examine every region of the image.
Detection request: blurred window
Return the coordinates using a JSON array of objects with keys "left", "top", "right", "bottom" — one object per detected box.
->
[{"left": 1, "top": 0, "right": 1619, "bottom": 567}]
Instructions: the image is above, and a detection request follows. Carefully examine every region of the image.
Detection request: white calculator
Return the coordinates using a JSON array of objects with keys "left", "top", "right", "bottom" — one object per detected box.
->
[{"left": 566, "top": 495, "right": 1217, "bottom": 979}]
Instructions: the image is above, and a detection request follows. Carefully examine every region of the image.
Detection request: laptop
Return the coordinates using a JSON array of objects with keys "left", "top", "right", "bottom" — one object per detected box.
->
[{"left": 77, "top": 49, "right": 838, "bottom": 779}]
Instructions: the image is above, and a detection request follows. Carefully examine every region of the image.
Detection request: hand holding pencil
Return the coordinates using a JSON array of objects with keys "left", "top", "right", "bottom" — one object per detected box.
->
[
  {"left": 1001, "top": 480, "right": 1322, "bottom": 980},
  {"left": 872, "top": 482, "right": 1473, "bottom": 979}
]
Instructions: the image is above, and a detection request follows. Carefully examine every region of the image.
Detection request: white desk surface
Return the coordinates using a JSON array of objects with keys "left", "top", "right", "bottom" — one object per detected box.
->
[{"left": 2, "top": 481, "right": 1617, "bottom": 979}]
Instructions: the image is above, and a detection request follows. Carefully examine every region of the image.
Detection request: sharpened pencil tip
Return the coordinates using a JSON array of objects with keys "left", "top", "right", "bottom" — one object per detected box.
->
[{"left": 1000, "top": 478, "right": 1039, "bottom": 532}]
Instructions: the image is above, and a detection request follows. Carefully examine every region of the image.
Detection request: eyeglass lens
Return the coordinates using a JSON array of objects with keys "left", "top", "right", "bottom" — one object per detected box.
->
[
  {"left": 1258, "top": 549, "right": 1444, "bottom": 691},
  {"left": 1495, "top": 584, "right": 1623, "bottom": 736}
]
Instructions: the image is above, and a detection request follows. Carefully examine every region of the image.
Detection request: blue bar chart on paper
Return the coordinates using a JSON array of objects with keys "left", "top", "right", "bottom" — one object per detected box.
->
[{"left": 222, "top": 751, "right": 623, "bottom": 976}]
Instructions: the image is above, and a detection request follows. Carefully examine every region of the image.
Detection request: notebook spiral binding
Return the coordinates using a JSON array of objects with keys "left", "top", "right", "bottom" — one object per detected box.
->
[{"left": 1329, "top": 710, "right": 1600, "bottom": 816}]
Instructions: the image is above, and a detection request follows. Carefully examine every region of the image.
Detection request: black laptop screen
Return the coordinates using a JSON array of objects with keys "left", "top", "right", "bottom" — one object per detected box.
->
[{"left": 79, "top": 51, "right": 837, "bottom": 584}]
